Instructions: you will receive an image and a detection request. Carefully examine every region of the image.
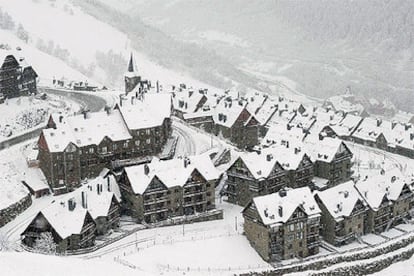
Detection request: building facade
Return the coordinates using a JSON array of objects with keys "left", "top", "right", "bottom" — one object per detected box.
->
[
  {"left": 119, "top": 156, "right": 218, "bottom": 223},
  {"left": 38, "top": 93, "right": 172, "bottom": 194},
  {"left": 0, "top": 52, "right": 37, "bottom": 100},
  {"left": 243, "top": 188, "right": 321, "bottom": 261}
]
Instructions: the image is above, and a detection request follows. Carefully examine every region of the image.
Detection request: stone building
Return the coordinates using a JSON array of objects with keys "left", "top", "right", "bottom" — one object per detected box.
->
[
  {"left": 22, "top": 203, "right": 96, "bottom": 252},
  {"left": 0, "top": 51, "right": 37, "bottom": 100},
  {"left": 21, "top": 173, "right": 121, "bottom": 252},
  {"left": 305, "top": 137, "right": 353, "bottom": 189},
  {"left": 119, "top": 155, "right": 219, "bottom": 223},
  {"left": 213, "top": 97, "right": 259, "bottom": 149},
  {"left": 38, "top": 93, "right": 172, "bottom": 194},
  {"left": 225, "top": 151, "right": 287, "bottom": 207},
  {"left": 225, "top": 147, "right": 313, "bottom": 207},
  {"left": 355, "top": 169, "right": 414, "bottom": 233},
  {"left": 314, "top": 180, "right": 368, "bottom": 246},
  {"left": 243, "top": 187, "right": 321, "bottom": 261}
]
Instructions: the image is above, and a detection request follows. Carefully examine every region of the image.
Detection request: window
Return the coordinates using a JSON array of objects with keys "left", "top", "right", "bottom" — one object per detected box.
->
[
  {"left": 146, "top": 129, "right": 151, "bottom": 135},
  {"left": 113, "top": 144, "right": 118, "bottom": 150},
  {"left": 135, "top": 140, "right": 140, "bottom": 146},
  {"left": 123, "top": 141, "right": 129, "bottom": 148},
  {"left": 67, "top": 154, "right": 73, "bottom": 160},
  {"left": 146, "top": 138, "right": 151, "bottom": 144},
  {"left": 289, "top": 224, "right": 295, "bottom": 232},
  {"left": 101, "top": 146, "right": 107, "bottom": 154},
  {"left": 89, "top": 148, "right": 94, "bottom": 154}
]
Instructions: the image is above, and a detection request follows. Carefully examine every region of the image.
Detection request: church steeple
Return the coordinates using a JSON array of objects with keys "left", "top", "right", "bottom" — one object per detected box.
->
[
  {"left": 125, "top": 52, "right": 142, "bottom": 94},
  {"left": 127, "top": 53, "right": 136, "bottom": 73}
]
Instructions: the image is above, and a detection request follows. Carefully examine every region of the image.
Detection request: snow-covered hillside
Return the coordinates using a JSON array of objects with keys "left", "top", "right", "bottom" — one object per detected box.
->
[
  {"left": 0, "top": 0, "right": 219, "bottom": 90},
  {"left": 0, "top": 29, "right": 88, "bottom": 86},
  {"left": 98, "top": 0, "right": 414, "bottom": 113}
]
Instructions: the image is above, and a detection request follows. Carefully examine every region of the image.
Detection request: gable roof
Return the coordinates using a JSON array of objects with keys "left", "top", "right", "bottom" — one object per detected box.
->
[
  {"left": 251, "top": 187, "right": 321, "bottom": 226},
  {"left": 355, "top": 168, "right": 407, "bottom": 210},
  {"left": 43, "top": 109, "right": 132, "bottom": 152},
  {"left": 124, "top": 154, "right": 219, "bottom": 194},
  {"left": 315, "top": 180, "right": 365, "bottom": 219},
  {"left": 118, "top": 93, "right": 171, "bottom": 129}
]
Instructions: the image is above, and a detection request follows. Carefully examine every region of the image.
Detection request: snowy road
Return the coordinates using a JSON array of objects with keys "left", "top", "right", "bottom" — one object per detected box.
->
[
  {"left": 41, "top": 87, "right": 107, "bottom": 112},
  {"left": 172, "top": 123, "right": 197, "bottom": 156}
]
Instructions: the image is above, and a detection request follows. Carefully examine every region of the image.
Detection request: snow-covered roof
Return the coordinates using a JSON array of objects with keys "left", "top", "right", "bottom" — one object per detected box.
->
[
  {"left": 245, "top": 91, "right": 268, "bottom": 116},
  {"left": 325, "top": 95, "right": 365, "bottom": 115},
  {"left": 118, "top": 93, "right": 171, "bottom": 130},
  {"left": 173, "top": 89, "right": 206, "bottom": 113},
  {"left": 40, "top": 203, "right": 89, "bottom": 240},
  {"left": 43, "top": 109, "right": 132, "bottom": 152},
  {"left": 329, "top": 113, "right": 363, "bottom": 137},
  {"left": 212, "top": 98, "right": 254, "bottom": 128},
  {"left": 125, "top": 154, "right": 219, "bottom": 195},
  {"left": 352, "top": 117, "right": 393, "bottom": 143},
  {"left": 355, "top": 168, "right": 407, "bottom": 210},
  {"left": 37, "top": 173, "right": 120, "bottom": 239},
  {"left": 252, "top": 187, "right": 321, "bottom": 226},
  {"left": 262, "top": 124, "right": 305, "bottom": 147},
  {"left": 304, "top": 137, "right": 350, "bottom": 163},
  {"left": 315, "top": 180, "right": 365, "bottom": 219}
]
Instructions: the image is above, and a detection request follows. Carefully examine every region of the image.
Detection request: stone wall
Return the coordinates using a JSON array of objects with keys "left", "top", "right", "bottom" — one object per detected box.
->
[
  {"left": 240, "top": 231, "right": 414, "bottom": 276},
  {"left": 0, "top": 194, "right": 32, "bottom": 227}
]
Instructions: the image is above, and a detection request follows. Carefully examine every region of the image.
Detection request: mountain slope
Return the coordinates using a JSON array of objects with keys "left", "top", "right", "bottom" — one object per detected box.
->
[{"left": 98, "top": 0, "right": 414, "bottom": 112}]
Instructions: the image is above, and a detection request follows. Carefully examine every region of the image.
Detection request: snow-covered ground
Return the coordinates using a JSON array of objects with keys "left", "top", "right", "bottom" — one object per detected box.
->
[
  {"left": 0, "top": 29, "right": 88, "bottom": 85},
  {"left": 0, "top": 252, "right": 138, "bottom": 276},
  {"left": 0, "top": 94, "right": 80, "bottom": 142},
  {"left": 0, "top": 0, "right": 221, "bottom": 91}
]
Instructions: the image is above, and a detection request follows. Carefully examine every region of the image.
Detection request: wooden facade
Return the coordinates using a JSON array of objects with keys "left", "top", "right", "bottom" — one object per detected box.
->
[
  {"left": 119, "top": 168, "right": 215, "bottom": 224},
  {"left": 0, "top": 54, "right": 37, "bottom": 99}
]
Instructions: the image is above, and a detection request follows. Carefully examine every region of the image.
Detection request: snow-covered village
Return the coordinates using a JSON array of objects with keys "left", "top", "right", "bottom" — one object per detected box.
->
[{"left": 1, "top": 0, "right": 414, "bottom": 275}]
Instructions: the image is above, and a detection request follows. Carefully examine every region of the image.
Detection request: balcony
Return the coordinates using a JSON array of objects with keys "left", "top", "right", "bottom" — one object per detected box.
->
[
  {"left": 184, "top": 181, "right": 205, "bottom": 188},
  {"left": 144, "top": 207, "right": 169, "bottom": 215},
  {"left": 183, "top": 200, "right": 207, "bottom": 207},
  {"left": 334, "top": 232, "right": 355, "bottom": 243},
  {"left": 144, "top": 196, "right": 169, "bottom": 205}
]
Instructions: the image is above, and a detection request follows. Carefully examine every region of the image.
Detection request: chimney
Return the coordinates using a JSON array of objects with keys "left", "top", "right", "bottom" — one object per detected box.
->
[
  {"left": 184, "top": 157, "right": 191, "bottom": 168},
  {"left": 266, "top": 154, "right": 273, "bottom": 162},
  {"left": 119, "top": 97, "right": 123, "bottom": 107},
  {"left": 97, "top": 183, "right": 101, "bottom": 195},
  {"left": 264, "top": 208, "right": 269, "bottom": 217},
  {"left": 59, "top": 115, "right": 63, "bottom": 123},
  {"left": 319, "top": 133, "right": 324, "bottom": 141},
  {"left": 287, "top": 124, "right": 292, "bottom": 131},
  {"left": 107, "top": 176, "right": 111, "bottom": 192},
  {"left": 392, "top": 121, "right": 397, "bottom": 129},
  {"left": 344, "top": 191, "right": 349, "bottom": 198},
  {"left": 131, "top": 96, "right": 135, "bottom": 105},
  {"left": 156, "top": 81, "right": 160, "bottom": 93},
  {"left": 410, "top": 133, "right": 414, "bottom": 141},
  {"left": 405, "top": 124, "right": 411, "bottom": 131},
  {"left": 144, "top": 164, "right": 150, "bottom": 175},
  {"left": 81, "top": 191, "right": 87, "bottom": 209},
  {"left": 278, "top": 189, "right": 287, "bottom": 197},
  {"left": 391, "top": 176, "right": 397, "bottom": 183},
  {"left": 294, "top": 147, "right": 301, "bottom": 154},
  {"left": 376, "top": 119, "right": 382, "bottom": 127},
  {"left": 68, "top": 199, "right": 76, "bottom": 211},
  {"left": 278, "top": 206, "right": 283, "bottom": 217},
  {"left": 189, "top": 90, "right": 193, "bottom": 97}
]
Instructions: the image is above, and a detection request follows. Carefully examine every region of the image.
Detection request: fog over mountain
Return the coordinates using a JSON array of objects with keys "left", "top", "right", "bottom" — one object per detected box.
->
[{"left": 80, "top": 0, "right": 413, "bottom": 111}]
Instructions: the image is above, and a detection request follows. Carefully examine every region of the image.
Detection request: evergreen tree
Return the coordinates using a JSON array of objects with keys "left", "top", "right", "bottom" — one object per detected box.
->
[{"left": 33, "top": 232, "right": 57, "bottom": 255}]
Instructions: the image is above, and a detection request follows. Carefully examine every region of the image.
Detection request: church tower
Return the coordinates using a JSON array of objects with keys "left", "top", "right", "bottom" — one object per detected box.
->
[{"left": 124, "top": 53, "right": 141, "bottom": 94}]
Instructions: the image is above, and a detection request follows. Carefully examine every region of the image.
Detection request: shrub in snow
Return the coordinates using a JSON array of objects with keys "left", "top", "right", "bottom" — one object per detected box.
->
[{"left": 33, "top": 232, "right": 57, "bottom": 255}]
